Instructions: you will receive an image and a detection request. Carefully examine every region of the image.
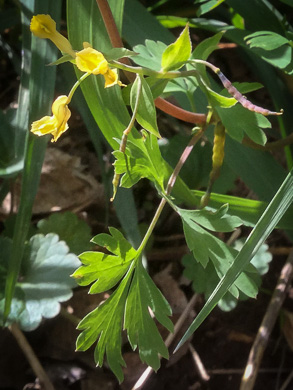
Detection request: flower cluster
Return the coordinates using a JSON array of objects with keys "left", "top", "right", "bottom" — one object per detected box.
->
[{"left": 30, "top": 14, "right": 125, "bottom": 142}]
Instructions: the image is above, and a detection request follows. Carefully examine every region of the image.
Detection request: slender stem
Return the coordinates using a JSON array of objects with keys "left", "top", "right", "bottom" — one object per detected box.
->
[
  {"left": 111, "top": 75, "right": 143, "bottom": 201},
  {"left": 123, "top": 75, "right": 142, "bottom": 138},
  {"left": 67, "top": 72, "right": 90, "bottom": 103},
  {"left": 166, "top": 127, "right": 205, "bottom": 195},
  {"left": 112, "top": 60, "right": 200, "bottom": 79},
  {"left": 136, "top": 197, "right": 167, "bottom": 257},
  {"left": 136, "top": 127, "right": 206, "bottom": 257},
  {"left": 9, "top": 323, "right": 55, "bottom": 390}
]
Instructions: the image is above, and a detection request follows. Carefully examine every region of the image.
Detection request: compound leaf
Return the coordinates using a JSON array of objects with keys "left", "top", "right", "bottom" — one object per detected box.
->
[
  {"left": 125, "top": 260, "right": 173, "bottom": 369},
  {"left": 76, "top": 265, "right": 134, "bottom": 383},
  {"left": 133, "top": 40, "right": 167, "bottom": 71},
  {"left": 113, "top": 134, "right": 167, "bottom": 190},
  {"left": 216, "top": 104, "right": 270, "bottom": 145},
  {"left": 72, "top": 227, "right": 136, "bottom": 293}
]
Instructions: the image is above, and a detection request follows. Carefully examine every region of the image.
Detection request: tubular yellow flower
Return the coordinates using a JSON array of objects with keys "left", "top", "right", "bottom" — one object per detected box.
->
[
  {"left": 31, "top": 95, "right": 71, "bottom": 142},
  {"left": 76, "top": 46, "right": 125, "bottom": 88},
  {"left": 76, "top": 47, "right": 109, "bottom": 75},
  {"left": 30, "top": 15, "right": 76, "bottom": 58}
]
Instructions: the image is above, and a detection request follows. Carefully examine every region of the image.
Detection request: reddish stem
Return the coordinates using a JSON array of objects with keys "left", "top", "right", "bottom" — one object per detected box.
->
[{"left": 96, "top": 0, "right": 207, "bottom": 125}]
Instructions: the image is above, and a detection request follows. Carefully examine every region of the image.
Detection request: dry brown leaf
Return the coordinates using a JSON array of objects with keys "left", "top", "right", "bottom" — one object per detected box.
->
[{"left": 1, "top": 148, "right": 103, "bottom": 215}]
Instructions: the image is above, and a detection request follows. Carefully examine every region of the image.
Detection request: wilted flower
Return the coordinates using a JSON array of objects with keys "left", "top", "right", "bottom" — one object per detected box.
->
[{"left": 31, "top": 95, "right": 71, "bottom": 142}]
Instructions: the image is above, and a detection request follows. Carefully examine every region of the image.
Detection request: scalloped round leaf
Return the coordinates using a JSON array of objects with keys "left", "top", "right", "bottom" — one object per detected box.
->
[
  {"left": 17, "top": 233, "right": 80, "bottom": 331},
  {"left": 37, "top": 212, "right": 92, "bottom": 255}
]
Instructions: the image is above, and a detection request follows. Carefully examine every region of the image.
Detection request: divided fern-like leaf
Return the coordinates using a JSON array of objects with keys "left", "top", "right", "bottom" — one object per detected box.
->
[
  {"left": 73, "top": 228, "right": 173, "bottom": 382},
  {"left": 125, "top": 260, "right": 173, "bottom": 369}
]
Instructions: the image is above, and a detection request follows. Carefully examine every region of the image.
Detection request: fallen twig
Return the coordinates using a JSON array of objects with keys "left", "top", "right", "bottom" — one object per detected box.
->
[
  {"left": 240, "top": 249, "right": 293, "bottom": 390},
  {"left": 9, "top": 323, "right": 55, "bottom": 390}
]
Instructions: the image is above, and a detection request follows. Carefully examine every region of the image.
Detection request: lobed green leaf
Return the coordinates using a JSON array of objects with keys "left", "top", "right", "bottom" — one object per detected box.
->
[
  {"left": 124, "top": 261, "right": 173, "bottom": 369},
  {"left": 72, "top": 228, "right": 136, "bottom": 293}
]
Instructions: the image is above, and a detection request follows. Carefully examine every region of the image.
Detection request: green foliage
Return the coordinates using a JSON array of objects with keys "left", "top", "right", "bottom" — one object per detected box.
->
[
  {"left": 130, "top": 75, "right": 161, "bottom": 138},
  {"left": 37, "top": 212, "right": 92, "bottom": 255},
  {"left": 73, "top": 228, "right": 173, "bottom": 382},
  {"left": 113, "top": 133, "right": 167, "bottom": 190},
  {"left": 216, "top": 105, "right": 270, "bottom": 145},
  {"left": 245, "top": 31, "right": 290, "bottom": 51},
  {"left": 73, "top": 227, "right": 135, "bottom": 293},
  {"left": 3, "top": 0, "right": 292, "bottom": 383},
  {"left": 133, "top": 40, "right": 167, "bottom": 71},
  {"left": 0, "top": 234, "right": 80, "bottom": 330},
  {"left": 161, "top": 24, "right": 191, "bottom": 71},
  {"left": 183, "top": 240, "right": 272, "bottom": 311}
]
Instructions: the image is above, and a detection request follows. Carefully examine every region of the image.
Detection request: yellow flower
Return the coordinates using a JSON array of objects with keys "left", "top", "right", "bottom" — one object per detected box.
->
[
  {"left": 30, "top": 15, "right": 76, "bottom": 58},
  {"left": 76, "top": 47, "right": 108, "bottom": 75},
  {"left": 31, "top": 95, "right": 71, "bottom": 142},
  {"left": 76, "top": 46, "right": 125, "bottom": 88}
]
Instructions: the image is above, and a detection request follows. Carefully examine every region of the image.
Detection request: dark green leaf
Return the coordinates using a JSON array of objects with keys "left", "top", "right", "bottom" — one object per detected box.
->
[
  {"left": 245, "top": 31, "right": 289, "bottom": 51},
  {"left": 37, "top": 212, "right": 92, "bottom": 255},
  {"left": 217, "top": 104, "right": 270, "bottom": 145},
  {"left": 125, "top": 261, "right": 173, "bottom": 369},
  {"left": 76, "top": 265, "right": 134, "bottom": 383},
  {"left": 130, "top": 76, "right": 161, "bottom": 138}
]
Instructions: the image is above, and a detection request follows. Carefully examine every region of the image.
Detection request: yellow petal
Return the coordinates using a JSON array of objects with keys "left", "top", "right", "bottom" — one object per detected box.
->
[
  {"left": 30, "top": 14, "right": 56, "bottom": 39},
  {"left": 31, "top": 115, "right": 56, "bottom": 136},
  {"left": 30, "top": 95, "right": 71, "bottom": 142},
  {"left": 76, "top": 47, "right": 108, "bottom": 75},
  {"left": 30, "top": 14, "right": 76, "bottom": 58},
  {"left": 104, "top": 68, "right": 126, "bottom": 88}
]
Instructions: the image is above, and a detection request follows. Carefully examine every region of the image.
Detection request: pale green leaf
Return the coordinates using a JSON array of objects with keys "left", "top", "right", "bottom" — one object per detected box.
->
[
  {"left": 133, "top": 40, "right": 167, "bottom": 71},
  {"left": 113, "top": 134, "right": 167, "bottom": 190},
  {"left": 161, "top": 24, "right": 191, "bottom": 71},
  {"left": 1, "top": 234, "right": 80, "bottom": 330},
  {"left": 72, "top": 227, "right": 136, "bottom": 293}
]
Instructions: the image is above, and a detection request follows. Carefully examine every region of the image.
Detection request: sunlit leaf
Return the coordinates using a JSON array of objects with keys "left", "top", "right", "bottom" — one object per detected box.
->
[{"left": 161, "top": 24, "right": 191, "bottom": 71}]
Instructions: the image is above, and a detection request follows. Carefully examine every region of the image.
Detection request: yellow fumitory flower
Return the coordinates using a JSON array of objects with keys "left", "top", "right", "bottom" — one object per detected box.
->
[
  {"left": 31, "top": 95, "right": 71, "bottom": 142},
  {"left": 76, "top": 46, "right": 125, "bottom": 88},
  {"left": 30, "top": 14, "right": 76, "bottom": 58}
]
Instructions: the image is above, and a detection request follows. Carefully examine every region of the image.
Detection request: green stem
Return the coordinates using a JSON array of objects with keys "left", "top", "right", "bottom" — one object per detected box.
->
[
  {"left": 67, "top": 72, "right": 90, "bottom": 102},
  {"left": 135, "top": 127, "right": 206, "bottom": 257},
  {"left": 111, "top": 60, "right": 199, "bottom": 79}
]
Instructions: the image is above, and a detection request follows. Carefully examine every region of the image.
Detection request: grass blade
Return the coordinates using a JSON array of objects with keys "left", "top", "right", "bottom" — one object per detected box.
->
[
  {"left": 176, "top": 169, "right": 293, "bottom": 351},
  {"left": 3, "top": 0, "right": 62, "bottom": 321}
]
